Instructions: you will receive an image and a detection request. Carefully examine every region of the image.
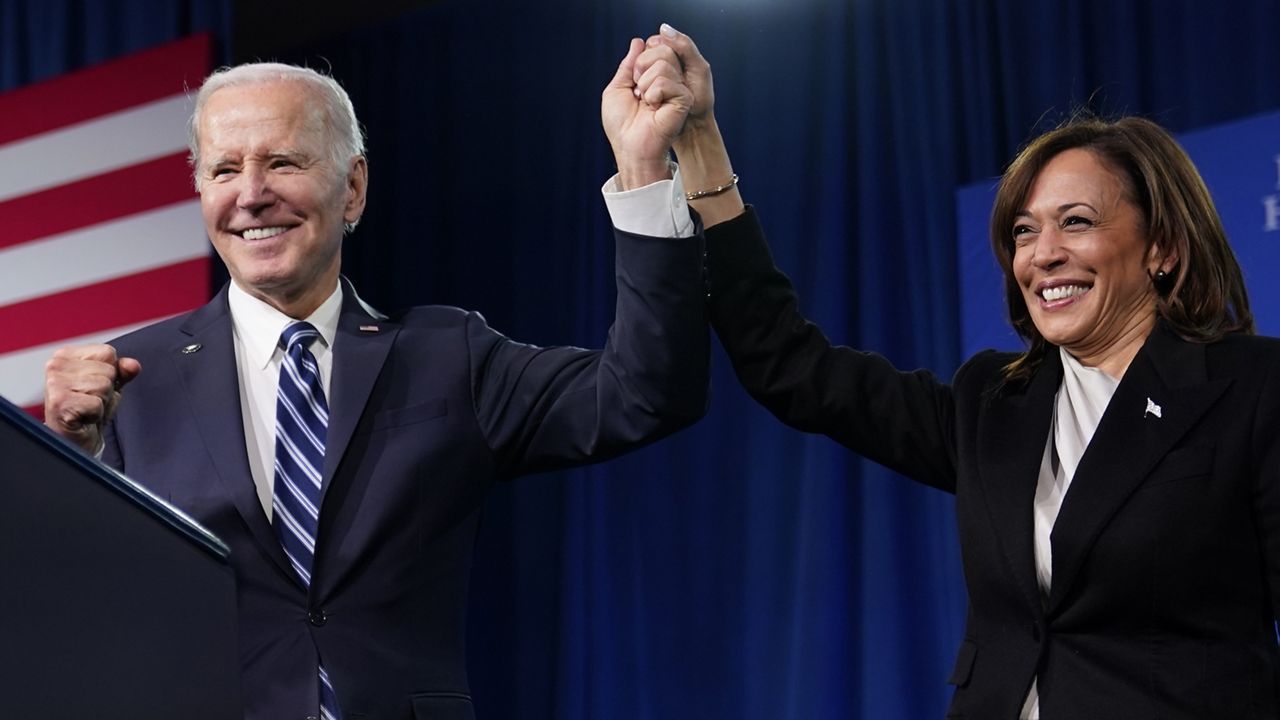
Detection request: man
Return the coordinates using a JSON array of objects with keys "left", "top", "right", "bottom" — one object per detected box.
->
[{"left": 43, "top": 37, "right": 706, "bottom": 720}]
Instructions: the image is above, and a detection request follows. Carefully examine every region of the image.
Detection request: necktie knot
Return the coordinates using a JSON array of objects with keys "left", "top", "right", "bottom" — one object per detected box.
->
[{"left": 282, "top": 321, "right": 322, "bottom": 353}]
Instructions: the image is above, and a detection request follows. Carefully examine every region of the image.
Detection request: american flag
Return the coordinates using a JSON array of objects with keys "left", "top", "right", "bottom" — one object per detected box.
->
[{"left": 0, "top": 35, "right": 213, "bottom": 418}]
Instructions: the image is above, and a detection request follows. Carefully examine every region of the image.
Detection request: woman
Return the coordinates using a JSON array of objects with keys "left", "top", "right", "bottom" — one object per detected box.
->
[{"left": 645, "top": 27, "right": 1279, "bottom": 720}]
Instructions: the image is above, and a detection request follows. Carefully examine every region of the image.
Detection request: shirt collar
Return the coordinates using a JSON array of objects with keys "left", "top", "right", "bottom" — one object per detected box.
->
[{"left": 228, "top": 281, "right": 344, "bottom": 370}]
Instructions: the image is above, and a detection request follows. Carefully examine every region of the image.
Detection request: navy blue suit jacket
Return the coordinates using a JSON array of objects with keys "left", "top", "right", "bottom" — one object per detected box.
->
[{"left": 102, "top": 226, "right": 708, "bottom": 720}]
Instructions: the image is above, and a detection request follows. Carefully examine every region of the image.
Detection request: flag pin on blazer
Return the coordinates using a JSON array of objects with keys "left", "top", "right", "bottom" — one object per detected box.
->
[
  {"left": 1144, "top": 397, "right": 1162, "bottom": 419},
  {"left": 181, "top": 343, "right": 202, "bottom": 354},
  {"left": 359, "top": 325, "right": 380, "bottom": 332}
]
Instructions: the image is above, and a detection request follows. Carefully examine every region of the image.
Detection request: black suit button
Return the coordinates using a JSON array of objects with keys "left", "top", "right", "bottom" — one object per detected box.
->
[{"left": 308, "top": 610, "right": 328, "bottom": 626}]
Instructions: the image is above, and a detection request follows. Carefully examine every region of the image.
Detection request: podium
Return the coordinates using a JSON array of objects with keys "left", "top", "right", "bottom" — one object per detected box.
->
[{"left": 0, "top": 398, "right": 241, "bottom": 718}]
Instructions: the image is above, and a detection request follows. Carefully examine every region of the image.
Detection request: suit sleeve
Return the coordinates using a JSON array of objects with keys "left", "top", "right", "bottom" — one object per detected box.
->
[
  {"left": 469, "top": 224, "right": 710, "bottom": 479},
  {"left": 102, "top": 417, "right": 124, "bottom": 472},
  {"left": 705, "top": 206, "right": 960, "bottom": 493}
]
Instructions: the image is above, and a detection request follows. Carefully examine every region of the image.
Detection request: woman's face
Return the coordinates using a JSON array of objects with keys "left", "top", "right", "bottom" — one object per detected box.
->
[{"left": 1011, "top": 148, "right": 1167, "bottom": 363}]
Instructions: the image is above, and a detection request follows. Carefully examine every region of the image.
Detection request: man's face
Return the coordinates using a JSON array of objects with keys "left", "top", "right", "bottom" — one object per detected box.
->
[{"left": 196, "top": 80, "right": 367, "bottom": 316}]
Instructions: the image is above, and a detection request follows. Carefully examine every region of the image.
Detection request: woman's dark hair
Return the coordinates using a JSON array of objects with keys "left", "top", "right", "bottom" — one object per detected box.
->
[{"left": 990, "top": 115, "right": 1254, "bottom": 383}]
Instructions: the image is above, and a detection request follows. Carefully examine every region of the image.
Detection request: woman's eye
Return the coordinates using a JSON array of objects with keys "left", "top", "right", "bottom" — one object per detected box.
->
[
  {"left": 1063, "top": 215, "right": 1093, "bottom": 228},
  {"left": 1012, "top": 224, "right": 1033, "bottom": 238}
]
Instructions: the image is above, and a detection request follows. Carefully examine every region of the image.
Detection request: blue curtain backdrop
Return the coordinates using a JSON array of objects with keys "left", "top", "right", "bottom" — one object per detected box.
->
[
  {"left": 6, "top": 0, "right": 1280, "bottom": 718},
  {"left": 0, "top": 0, "right": 230, "bottom": 88}
]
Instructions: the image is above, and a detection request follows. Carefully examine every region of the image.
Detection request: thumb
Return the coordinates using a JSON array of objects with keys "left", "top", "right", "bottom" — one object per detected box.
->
[
  {"left": 609, "top": 38, "right": 645, "bottom": 91},
  {"left": 117, "top": 357, "right": 143, "bottom": 388}
]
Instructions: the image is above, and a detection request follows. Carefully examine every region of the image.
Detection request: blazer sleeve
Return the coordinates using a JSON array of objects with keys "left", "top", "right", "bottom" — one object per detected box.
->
[
  {"left": 469, "top": 223, "right": 710, "bottom": 479},
  {"left": 705, "top": 206, "right": 961, "bottom": 493},
  {"left": 1249, "top": 358, "right": 1280, "bottom": 618}
]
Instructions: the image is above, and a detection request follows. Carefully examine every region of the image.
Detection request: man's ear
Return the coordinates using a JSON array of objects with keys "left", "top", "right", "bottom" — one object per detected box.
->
[{"left": 343, "top": 156, "right": 368, "bottom": 226}]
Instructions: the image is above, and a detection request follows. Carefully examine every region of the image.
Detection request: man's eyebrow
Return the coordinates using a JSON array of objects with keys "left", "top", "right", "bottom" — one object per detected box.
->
[
  {"left": 266, "top": 149, "right": 313, "bottom": 162},
  {"left": 203, "top": 149, "right": 315, "bottom": 169},
  {"left": 203, "top": 154, "right": 237, "bottom": 168}
]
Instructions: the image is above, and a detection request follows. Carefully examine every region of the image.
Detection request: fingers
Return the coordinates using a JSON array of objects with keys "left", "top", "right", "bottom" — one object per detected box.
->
[
  {"left": 632, "top": 44, "right": 683, "bottom": 108},
  {"left": 635, "top": 24, "right": 714, "bottom": 122},
  {"left": 43, "top": 344, "right": 137, "bottom": 453},
  {"left": 650, "top": 23, "right": 709, "bottom": 74},
  {"left": 627, "top": 39, "right": 694, "bottom": 141},
  {"left": 640, "top": 74, "right": 692, "bottom": 117}
]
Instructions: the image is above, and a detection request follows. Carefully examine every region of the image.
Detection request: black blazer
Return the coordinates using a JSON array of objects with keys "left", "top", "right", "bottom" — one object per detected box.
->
[
  {"left": 707, "top": 207, "right": 1280, "bottom": 719},
  {"left": 101, "top": 226, "right": 709, "bottom": 720}
]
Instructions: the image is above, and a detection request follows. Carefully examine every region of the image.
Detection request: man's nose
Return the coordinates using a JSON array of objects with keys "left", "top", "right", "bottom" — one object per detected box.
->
[{"left": 236, "top": 167, "right": 275, "bottom": 210}]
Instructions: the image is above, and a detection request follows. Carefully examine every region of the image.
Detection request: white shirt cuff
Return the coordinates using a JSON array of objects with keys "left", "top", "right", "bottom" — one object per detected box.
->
[{"left": 601, "top": 165, "right": 696, "bottom": 238}]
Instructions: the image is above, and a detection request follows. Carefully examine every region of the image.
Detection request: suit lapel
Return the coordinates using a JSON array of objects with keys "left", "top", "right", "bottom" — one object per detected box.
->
[
  {"left": 308, "top": 286, "right": 398, "bottom": 592},
  {"left": 976, "top": 351, "right": 1062, "bottom": 616},
  {"left": 1045, "top": 325, "right": 1230, "bottom": 614},
  {"left": 320, "top": 286, "right": 398, "bottom": 493},
  {"left": 171, "top": 288, "right": 295, "bottom": 581}
]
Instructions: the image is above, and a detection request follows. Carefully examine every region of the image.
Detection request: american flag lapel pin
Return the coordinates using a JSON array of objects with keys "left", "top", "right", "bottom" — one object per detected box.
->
[
  {"left": 359, "top": 325, "right": 380, "bottom": 333},
  {"left": 1144, "top": 397, "right": 1162, "bottom": 419}
]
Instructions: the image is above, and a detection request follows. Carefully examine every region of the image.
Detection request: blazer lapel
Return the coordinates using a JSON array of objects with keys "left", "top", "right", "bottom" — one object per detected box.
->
[
  {"left": 1045, "top": 325, "right": 1231, "bottom": 614},
  {"left": 976, "top": 351, "right": 1062, "bottom": 616},
  {"left": 171, "top": 287, "right": 295, "bottom": 581}
]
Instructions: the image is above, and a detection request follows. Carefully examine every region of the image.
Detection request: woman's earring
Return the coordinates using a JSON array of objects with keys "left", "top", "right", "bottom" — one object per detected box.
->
[{"left": 1151, "top": 267, "right": 1174, "bottom": 295}]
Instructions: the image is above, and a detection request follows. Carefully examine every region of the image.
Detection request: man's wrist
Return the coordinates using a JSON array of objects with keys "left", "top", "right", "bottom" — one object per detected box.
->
[{"left": 615, "top": 155, "right": 674, "bottom": 191}]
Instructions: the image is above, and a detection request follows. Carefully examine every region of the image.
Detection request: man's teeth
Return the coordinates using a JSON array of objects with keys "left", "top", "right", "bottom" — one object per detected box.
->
[
  {"left": 1042, "top": 285, "right": 1089, "bottom": 302},
  {"left": 242, "top": 226, "right": 287, "bottom": 241}
]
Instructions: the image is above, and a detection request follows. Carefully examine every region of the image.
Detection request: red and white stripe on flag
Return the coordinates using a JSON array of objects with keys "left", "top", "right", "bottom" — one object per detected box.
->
[{"left": 0, "top": 35, "right": 213, "bottom": 418}]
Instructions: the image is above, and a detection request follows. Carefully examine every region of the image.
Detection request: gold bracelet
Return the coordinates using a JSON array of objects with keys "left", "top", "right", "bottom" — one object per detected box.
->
[{"left": 685, "top": 173, "right": 739, "bottom": 201}]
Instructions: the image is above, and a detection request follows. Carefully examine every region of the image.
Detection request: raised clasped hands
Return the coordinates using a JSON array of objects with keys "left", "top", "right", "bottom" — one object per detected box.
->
[
  {"left": 639, "top": 25, "right": 714, "bottom": 144},
  {"left": 602, "top": 30, "right": 695, "bottom": 190},
  {"left": 636, "top": 24, "right": 743, "bottom": 227}
]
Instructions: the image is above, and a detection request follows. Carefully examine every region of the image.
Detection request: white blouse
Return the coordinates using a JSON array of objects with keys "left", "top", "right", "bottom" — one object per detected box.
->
[{"left": 1021, "top": 347, "right": 1120, "bottom": 720}]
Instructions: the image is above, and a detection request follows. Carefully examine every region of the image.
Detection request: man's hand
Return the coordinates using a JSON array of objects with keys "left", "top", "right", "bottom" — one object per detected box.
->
[
  {"left": 44, "top": 345, "right": 141, "bottom": 454},
  {"left": 602, "top": 37, "right": 694, "bottom": 190}
]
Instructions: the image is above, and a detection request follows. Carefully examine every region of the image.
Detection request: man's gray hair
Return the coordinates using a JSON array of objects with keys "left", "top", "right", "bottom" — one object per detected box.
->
[{"left": 187, "top": 62, "right": 365, "bottom": 190}]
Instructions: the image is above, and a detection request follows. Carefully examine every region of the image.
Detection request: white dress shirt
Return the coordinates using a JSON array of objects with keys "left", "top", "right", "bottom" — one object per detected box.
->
[{"left": 228, "top": 281, "right": 342, "bottom": 519}]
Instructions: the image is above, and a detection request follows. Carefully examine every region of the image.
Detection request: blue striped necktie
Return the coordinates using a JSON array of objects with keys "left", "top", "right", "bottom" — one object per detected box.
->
[{"left": 272, "top": 321, "right": 343, "bottom": 720}]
